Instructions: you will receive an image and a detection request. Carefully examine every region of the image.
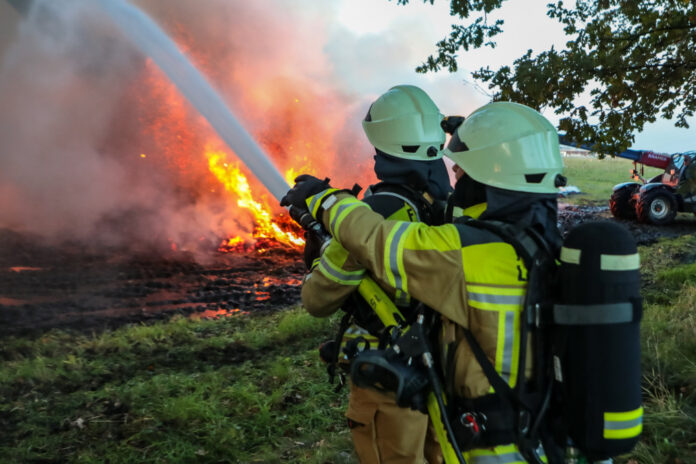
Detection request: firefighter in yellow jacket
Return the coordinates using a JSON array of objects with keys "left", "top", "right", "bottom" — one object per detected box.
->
[
  {"left": 300, "top": 85, "right": 451, "bottom": 464},
  {"left": 282, "top": 101, "right": 566, "bottom": 463}
]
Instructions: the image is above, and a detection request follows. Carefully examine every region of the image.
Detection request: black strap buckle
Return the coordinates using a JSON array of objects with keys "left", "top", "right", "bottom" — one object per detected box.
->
[
  {"left": 343, "top": 336, "right": 371, "bottom": 360},
  {"left": 334, "top": 372, "right": 346, "bottom": 393},
  {"left": 518, "top": 409, "right": 531, "bottom": 436}
]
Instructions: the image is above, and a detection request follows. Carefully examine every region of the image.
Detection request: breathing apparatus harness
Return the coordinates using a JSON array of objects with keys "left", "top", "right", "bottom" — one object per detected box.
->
[
  {"left": 289, "top": 204, "right": 469, "bottom": 464},
  {"left": 441, "top": 217, "right": 643, "bottom": 464},
  {"left": 450, "top": 218, "right": 560, "bottom": 464},
  {"left": 313, "top": 181, "right": 446, "bottom": 391}
]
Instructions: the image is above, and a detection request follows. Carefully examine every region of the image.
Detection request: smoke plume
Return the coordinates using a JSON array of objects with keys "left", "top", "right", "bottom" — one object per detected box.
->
[{"left": 0, "top": 0, "right": 480, "bottom": 257}]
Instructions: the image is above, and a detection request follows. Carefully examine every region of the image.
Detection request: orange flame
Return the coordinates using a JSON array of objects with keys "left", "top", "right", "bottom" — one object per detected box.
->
[
  {"left": 206, "top": 148, "right": 304, "bottom": 250},
  {"left": 132, "top": 34, "right": 376, "bottom": 254}
]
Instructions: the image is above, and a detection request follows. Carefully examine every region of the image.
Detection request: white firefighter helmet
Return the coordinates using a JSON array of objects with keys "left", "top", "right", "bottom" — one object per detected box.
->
[
  {"left": 362, "top": 85, "right": 445, "bottom": 161},
  {"left": 444, "top": 101, "right": 564, "bottom": 194}
]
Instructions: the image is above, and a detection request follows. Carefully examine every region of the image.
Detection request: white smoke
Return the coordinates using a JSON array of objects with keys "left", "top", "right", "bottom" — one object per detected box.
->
[
  {"left": 0, "top": 1, "right": 140, "bottom": 240},
  {"left": 0, "top": 0, "right": 481, "bottom": 256}
]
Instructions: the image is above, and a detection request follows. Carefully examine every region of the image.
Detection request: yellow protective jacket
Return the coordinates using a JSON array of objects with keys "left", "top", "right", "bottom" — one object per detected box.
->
[
  {"left": 302, "top": 184, "right": 435, "bottom": 352},
  {"left": 303, "top": 184, "right": 445, "bottom": 464},
  {"left": 308, "top": 190, "right": 536, "bottom": 464}
]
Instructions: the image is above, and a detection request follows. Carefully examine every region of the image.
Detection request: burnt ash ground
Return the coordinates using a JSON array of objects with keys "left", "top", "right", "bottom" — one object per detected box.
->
[
  {"left": 1, "top": 205, "right": 694, "bottom": 336},
  {"left": 0, "top": 229, "right": 303, "bottom": 336},
  {"left": 558, "top": 203, "right": 696, "bottom": 244}
]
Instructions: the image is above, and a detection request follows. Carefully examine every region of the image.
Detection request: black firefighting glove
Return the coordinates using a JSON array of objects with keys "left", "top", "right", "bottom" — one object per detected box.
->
[
  {"left": 441, "top": 115, "right": 465, "bottom": 135},
  {"left": 280, "top": 174, "right": 332, "bottom": 211}
]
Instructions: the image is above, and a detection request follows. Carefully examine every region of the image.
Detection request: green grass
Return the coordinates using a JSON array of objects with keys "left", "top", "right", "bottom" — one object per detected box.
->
[
  {"left": 562, "top": 156, "right": 662, "bottom": 205},
  {"left": 0, "top": 310, "right": 354, "bottom": 463},
  {"left": 2, "top": 157, "right": 695, "bottom": 463},
  {"left": 633, "top": 236, "right": 696, "bottom": 464}
]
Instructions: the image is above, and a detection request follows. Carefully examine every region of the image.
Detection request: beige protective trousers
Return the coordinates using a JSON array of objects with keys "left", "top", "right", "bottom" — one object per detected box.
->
[{"left": 346, "top": 382, "right": 443, "bottom": 464}]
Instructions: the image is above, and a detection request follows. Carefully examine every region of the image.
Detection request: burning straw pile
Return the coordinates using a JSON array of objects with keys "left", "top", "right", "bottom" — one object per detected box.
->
[{"left": 0, "top": 0, "right": 380, "bottom": 334}]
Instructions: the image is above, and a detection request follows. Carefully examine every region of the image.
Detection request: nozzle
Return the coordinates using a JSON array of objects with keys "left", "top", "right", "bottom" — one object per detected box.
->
[
  {"left": 288, "top": 205, "right": 316, "bottom": 230},
  {"left": 288, "top": 205, "right": 332, "bottom": 244}
]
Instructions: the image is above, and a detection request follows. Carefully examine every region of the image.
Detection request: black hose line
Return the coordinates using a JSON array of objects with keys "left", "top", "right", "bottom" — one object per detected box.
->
[{"left": 424, "top": 354, "right": 468, "bottom": 464}]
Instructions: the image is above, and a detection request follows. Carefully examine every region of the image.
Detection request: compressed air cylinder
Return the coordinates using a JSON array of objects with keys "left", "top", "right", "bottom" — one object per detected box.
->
[{"left": 553, "top": 221, "right": 642, "bottom": 460}]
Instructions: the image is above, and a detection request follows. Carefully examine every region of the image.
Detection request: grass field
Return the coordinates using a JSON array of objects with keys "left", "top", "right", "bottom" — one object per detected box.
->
[
  {"left": 1, "top": 157, "right": 695, "bottom": 463},
  {"left": 0, "top": 309, "right": 353, "bottom": 463},
  {"left": 562, "top": 155, "right": 663, "bottom": 205}
]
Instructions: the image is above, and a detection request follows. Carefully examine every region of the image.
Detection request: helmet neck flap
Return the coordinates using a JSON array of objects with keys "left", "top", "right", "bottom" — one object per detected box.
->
[
  {"left": 450, "top": 172, "right": 487, "bottom": 210},
  {"left": 450, "top": 174, "right": 561, "bottom": 251},
  {"left": 480, "top": 186, "right": 562, "bottom": 252}
]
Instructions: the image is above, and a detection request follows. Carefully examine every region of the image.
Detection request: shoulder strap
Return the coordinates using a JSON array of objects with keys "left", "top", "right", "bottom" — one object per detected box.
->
[
  {"left": 367, "top": 182, "right": 434, "bottom": 224},
  {"left": 462, "top": 218, "right": 556, "bottom": 372},
  {"left": 462, "top": 219, "right": 550, "bottom": 266},
  {"left": 462, "top": 218, "right": 557, "bottom": 325},
  {"left": 458, "top": 219, "right": 559, "bottom": 461}
]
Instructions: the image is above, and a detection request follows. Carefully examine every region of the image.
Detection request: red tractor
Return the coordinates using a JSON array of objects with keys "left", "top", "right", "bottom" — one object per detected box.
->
[
  {"left": 559, "top": 135, "right": 696, "bottom": 225},
  {"left": 609, "top": 150, "right": 696, "bottom": 225}
]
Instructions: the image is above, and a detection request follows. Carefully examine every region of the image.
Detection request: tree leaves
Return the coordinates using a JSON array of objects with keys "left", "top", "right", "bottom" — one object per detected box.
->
[{"left": 405, "top": 0, "right": 696, "bottom": 154}]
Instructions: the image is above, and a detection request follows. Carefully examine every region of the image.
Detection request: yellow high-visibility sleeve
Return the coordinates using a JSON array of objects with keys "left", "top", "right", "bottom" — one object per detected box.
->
[
  {"left": 319, "top": 194, "right": 468, "bottom": 326},
  {"left": 302, "top": 190, "right": 424, "bottom": 317},
  {"left": 301, "top": 239, "right": 365, "bottom": 317}
]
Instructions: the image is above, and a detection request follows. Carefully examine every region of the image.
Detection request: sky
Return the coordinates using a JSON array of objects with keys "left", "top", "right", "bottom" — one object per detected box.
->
[
  {"left": 336, "top": 0, "right": 695, "bottom": 153},
  {"left": 0, "top": 0, "right": 692, "bottom": 153}
]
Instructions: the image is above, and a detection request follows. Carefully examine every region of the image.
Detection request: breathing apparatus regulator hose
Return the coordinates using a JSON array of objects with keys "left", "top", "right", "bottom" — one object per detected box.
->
[{"left": 413, "top": 314, "right": 467, "bottom": 464}]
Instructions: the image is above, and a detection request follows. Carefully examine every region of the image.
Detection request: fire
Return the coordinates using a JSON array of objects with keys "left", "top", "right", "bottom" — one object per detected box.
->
[
  {"left": 139, "top": 63, "right": 309, "bottom": 254},
  {"left": 129, "top": 27, "right": 376, "bottom": 255},
  {"left": 285, "top": 167, "right": 299, "bottom": 186},
  {"left": 206, "top": 148, "right": 304, "bottom": 251}
]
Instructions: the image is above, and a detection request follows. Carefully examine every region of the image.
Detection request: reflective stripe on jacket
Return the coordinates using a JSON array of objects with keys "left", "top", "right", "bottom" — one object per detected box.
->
[
  {"left": 465, "top": 443, "right": 547, "bottom": 464},
  {"left": 301, "top": 186, "right": 423, "bottom": 317},
  {"left": 302, "top": 186, "right": 428, "bottom": 361},
  {"left": 309, "top": 191, "right": 530, "bottom": 404}
]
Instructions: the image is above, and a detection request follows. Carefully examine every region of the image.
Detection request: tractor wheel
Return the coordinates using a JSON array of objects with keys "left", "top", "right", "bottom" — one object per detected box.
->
[
  {"left": 610, "top": 186, "right": 638, "bottom": 219},
  {"left": 636, "top": 190, "right": 677, "bottom": 225}
]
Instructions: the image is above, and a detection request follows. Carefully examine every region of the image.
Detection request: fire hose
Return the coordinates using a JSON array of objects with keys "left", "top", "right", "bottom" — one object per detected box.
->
[
  {"left": 288, "top": 206, "right": 467, "bottom": 464},
  {"left": 81, "top": 5, "right": 460, "bottom": 457}
]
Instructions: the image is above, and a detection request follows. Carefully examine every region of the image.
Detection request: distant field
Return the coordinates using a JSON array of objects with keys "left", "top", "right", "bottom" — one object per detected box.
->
[{"left": 562, "top": 156, "right": 663, "bottom": 204}]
